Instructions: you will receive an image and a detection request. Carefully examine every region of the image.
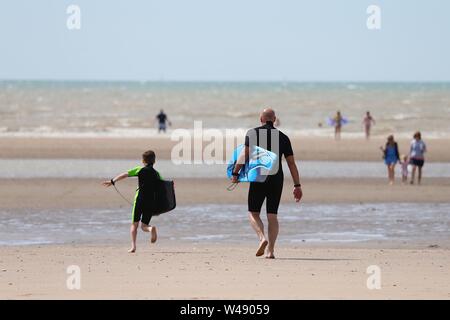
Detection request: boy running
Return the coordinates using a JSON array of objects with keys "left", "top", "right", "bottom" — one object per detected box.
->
[{"left": 102, "top": 150, "right": 160, "bottom": 253}]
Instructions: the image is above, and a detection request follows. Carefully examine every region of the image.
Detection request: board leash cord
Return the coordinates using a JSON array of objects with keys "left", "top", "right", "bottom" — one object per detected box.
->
[
  {"left": 226, "top": 182, "right": 239, "bottom": 191},
  {"left": 113, "top": 184, "right": 133, "bottom": 205}
]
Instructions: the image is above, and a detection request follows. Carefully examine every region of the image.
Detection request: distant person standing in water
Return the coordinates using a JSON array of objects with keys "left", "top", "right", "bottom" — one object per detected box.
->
[
  {"left": 380, "top": 135, "right": 400, "bottom": 185},
  {"left": 362, "top": 111, "right": 376, "bottom": 139},
  {"left": 156, "top": 109, "right": 171, "bottom": 133},
  {"left": 333, "top": 111, "right": 344, "bottom": 140},
  {"left": 409, "top": 131, "right": 427, "bottom": 185}
]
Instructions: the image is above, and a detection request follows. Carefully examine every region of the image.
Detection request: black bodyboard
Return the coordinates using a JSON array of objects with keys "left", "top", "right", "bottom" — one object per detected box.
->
[{"left": 152, "top": 180, "right": 176, "bottom": 215}]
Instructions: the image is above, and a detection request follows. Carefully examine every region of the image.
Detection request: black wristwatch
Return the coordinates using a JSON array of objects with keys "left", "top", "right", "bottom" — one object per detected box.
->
[
  {"left": 110, "top": 178, "right": 115, "bottom": 186},
  {"left": 294, "top": 184, "right": 301, "bottom": 188}
]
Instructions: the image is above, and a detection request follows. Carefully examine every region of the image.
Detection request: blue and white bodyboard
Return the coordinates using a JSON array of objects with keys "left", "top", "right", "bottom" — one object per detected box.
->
[{"left": 227, "top": 144, "right": 278, "bottom": 183}]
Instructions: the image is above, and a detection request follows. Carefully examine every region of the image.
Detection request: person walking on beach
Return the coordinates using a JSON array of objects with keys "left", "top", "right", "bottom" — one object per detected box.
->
[
  {"left": 400, "top": 154, "right": 409, "bottom": 184},
  {"left": 231, "top": 108, "right": 303, "bottom": 259},
  {"left": 362, "top": 111, "right": 376, "bottom": 139},
  {"left": 409, "top": 131, "right": 427, "bottom": 185},
  {"left": 156, "top": 109, "right": 171, "bottom": 133},
  {"left": 380, "top": 135, "right": 400, "bottom": 185},
  {"left": 102, "top": 150, "right": 160, "bottom": 253}
]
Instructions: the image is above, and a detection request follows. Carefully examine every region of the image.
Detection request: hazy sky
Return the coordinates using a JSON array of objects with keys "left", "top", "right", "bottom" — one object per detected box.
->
[{"left": 1, "top": 0, "right": 449, "bottom": 81}]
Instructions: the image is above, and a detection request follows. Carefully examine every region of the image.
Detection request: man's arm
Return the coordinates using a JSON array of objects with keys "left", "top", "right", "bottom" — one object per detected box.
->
[
  {"left": 286, "top": 155, "right": 303, "bottom": 202},
  {"left": 231, "top": 146, "right": 249, "bottom": 183},
  {"left": 102, "top": 172, "right": 128, "bottom": 187}
]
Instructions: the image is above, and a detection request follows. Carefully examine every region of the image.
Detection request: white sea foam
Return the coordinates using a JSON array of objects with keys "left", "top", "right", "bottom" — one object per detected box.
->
[{"left": 0, "top": 127, "right": 447, "bottom": 139}]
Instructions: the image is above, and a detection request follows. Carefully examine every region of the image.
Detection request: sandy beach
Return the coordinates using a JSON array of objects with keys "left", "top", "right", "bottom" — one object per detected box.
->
[
  {"left": 1, "top": 244, "right": 449, "bottom": 299},
  {"left": 1, "top": 136, "right": 449, "bottom": 299},
  {"left": 1, "top": 177, "right": 450, "bottom": 210},
  {"left": 1, "top": 136, "right": 450, "bottom": 162}
]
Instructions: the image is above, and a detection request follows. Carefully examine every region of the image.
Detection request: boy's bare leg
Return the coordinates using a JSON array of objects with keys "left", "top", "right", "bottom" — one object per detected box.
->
[
  {"left": 141, "top": 223, "right": 157, "bottom": 243},
  {"left": 129, "top": 222, "right": 139, "bottom": 253},
  {"left": 249, "top": 212, "right": 268, "bottom": 256},
  {"left": 266, "top": 214, "right": 279, "bottom": 259}
]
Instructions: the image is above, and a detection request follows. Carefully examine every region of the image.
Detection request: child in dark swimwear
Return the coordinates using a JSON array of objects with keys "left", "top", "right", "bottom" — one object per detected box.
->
[{"left": 102, "top": 150, "right": 161, "bottom": 253}]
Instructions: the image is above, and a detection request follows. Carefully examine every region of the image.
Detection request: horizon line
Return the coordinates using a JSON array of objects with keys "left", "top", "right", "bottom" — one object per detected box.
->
[{"left": 1, "top": 79, "right": 450, "bottom": 84}]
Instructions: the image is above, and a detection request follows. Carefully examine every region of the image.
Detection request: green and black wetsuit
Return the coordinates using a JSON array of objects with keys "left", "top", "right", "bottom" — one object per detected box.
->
[{"left": 128, "top": 164, "right": 162, "bottom": 225}]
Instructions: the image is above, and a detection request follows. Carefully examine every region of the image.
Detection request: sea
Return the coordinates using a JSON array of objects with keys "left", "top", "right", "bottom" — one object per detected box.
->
[{"left": 1, "top": 81, "right": 450, "bottom": 138}]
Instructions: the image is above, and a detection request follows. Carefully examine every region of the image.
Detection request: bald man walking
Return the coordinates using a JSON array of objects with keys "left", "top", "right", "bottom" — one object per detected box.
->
[{"left": 232, "top": 108, "right": 303, "bottom": 259}]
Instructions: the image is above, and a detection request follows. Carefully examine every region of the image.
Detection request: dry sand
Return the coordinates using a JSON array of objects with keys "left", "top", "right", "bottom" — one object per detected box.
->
[
  {"left": 1, "top": 136, "right": 450, "bottom": 162},
  {"left": 1, "top": 244, "right": 449, "bottom": 299}
]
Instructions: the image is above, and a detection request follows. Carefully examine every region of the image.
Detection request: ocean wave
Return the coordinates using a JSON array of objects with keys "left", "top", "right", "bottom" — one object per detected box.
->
[
  {"left": 0, "top": 127, "right": 448, "bottom": 139},
  {"left": 391, "top": 113, "right": 420, "bottom": 121}
]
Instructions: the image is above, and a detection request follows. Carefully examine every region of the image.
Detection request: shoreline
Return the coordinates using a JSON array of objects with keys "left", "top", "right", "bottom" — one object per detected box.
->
[{"left": 1, "top": 237, "right": 448, "bottom": 251}]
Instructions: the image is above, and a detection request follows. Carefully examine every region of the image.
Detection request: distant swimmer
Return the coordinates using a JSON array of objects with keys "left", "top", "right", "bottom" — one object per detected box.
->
[
  {"left": 156, "top": 109, "right": 171, "bottom": 133},
  {"left": 362, "top": 111, "right": 376, "bottom": 139},
  {"left": 334, "top": 111, "right": 343, "bottom": 140},
  {"left": 102, "top": 150, "right": 175, "bottom": 253},
  {"left": 409, "top": 131, "right": 427, "bottom": 185},
  {"left": 231, "top": 108, "right": 303, "bottom": 259},
  {"left": 380, "top": 135, "right": 400, "bottom": 185}
]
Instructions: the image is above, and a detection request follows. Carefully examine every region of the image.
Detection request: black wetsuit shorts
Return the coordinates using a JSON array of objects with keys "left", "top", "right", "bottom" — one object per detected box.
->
[{"left": 248, "top": 173, "right": 284, "bottom": 214}]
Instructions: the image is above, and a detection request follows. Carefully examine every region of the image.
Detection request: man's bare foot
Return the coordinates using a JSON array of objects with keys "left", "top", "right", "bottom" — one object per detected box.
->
[
  {"left": 150, "top": 226, "right": 157, "bottom": 243},
  {"left": 265, "top": 254, "right": 275, "bottom": 259},
  {"left": 128, "top": 247, "right": 136, "bottom": 253},
  {"left": 256, "top": 240, "right": 268, "bottom": 257}
]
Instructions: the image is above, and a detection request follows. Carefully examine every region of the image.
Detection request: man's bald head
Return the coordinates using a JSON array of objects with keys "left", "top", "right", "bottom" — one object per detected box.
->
[{"left": 260, "top": 108, "right": 276, "bottom": 123}]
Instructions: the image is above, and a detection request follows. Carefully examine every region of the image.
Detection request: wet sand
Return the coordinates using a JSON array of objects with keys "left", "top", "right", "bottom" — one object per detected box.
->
[{"left": 1, "top": 177, "right": 450, "bottom": 210}]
